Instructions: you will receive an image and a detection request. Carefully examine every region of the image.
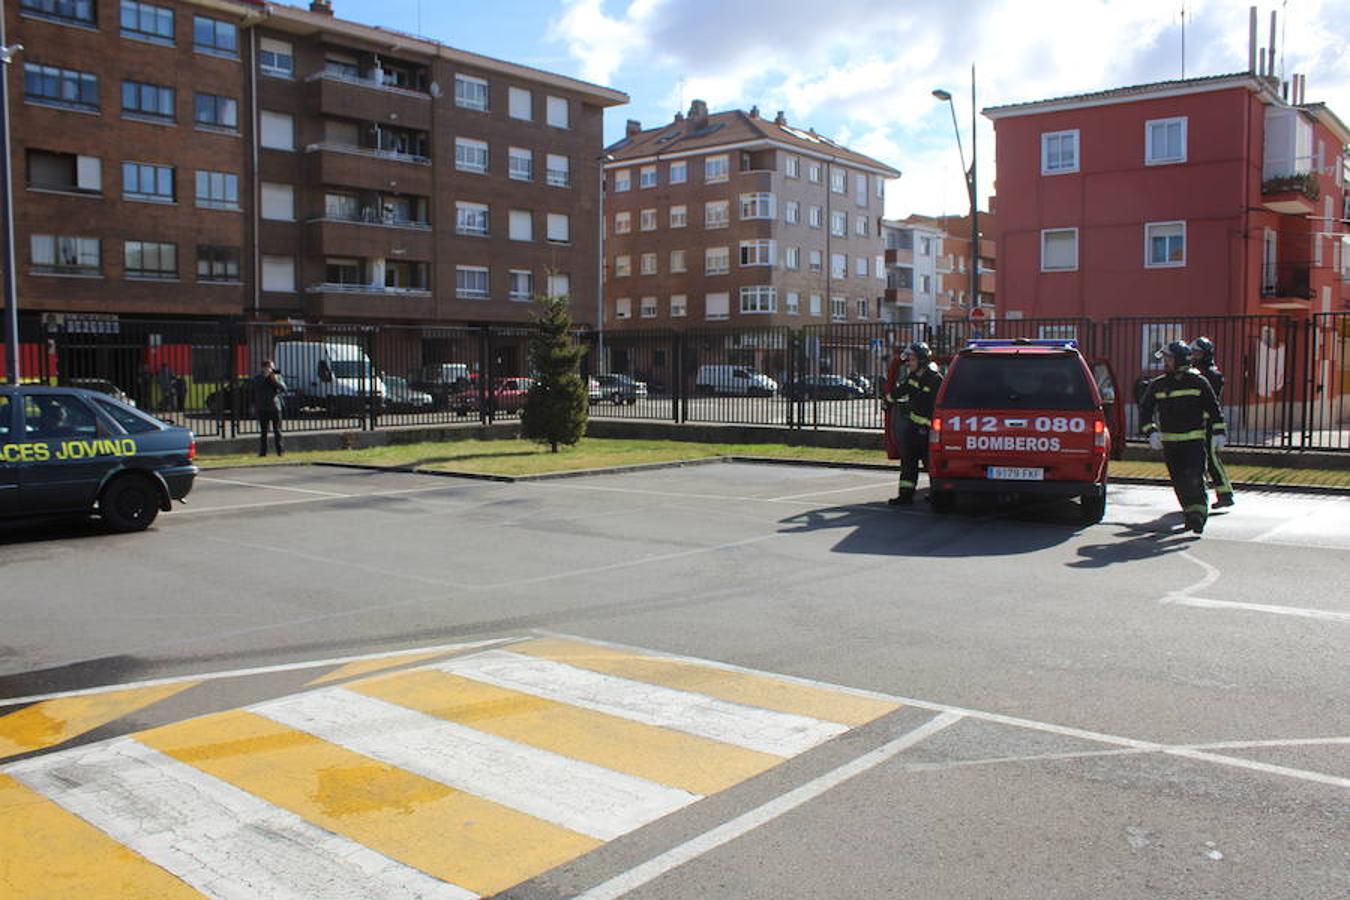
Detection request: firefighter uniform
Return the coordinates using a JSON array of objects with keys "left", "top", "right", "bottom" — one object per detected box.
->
[
  {"left": 1191, "top": 338, "right": 1234, "bottom": 508},
  {"left": 1139, "top": 351, "right": 1226, "bottom": 533},
  {"left": 882, "top": 349, "right": 910, "bottom": 463},
  {"left": 891, "top": 344, "right": 942, "bottom": 505}
]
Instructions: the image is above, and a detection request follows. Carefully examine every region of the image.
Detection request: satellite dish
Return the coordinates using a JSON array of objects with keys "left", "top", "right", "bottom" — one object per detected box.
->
[{"left": 428, "top": 81, "right": 441, "bottom": 98}]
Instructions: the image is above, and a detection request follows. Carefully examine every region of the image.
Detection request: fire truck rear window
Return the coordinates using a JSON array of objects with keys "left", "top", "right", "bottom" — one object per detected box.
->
[{"left": 942, "top": 355, "right": 1096, "bottom": 411}]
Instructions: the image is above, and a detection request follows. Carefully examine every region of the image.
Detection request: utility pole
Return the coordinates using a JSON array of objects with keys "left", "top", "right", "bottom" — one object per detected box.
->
[
  {"left": 969, "top": 64, "right": 979, "bottom": 315},
  {"left": 0, "top": 2, "right": 21, "bottom": 384}
]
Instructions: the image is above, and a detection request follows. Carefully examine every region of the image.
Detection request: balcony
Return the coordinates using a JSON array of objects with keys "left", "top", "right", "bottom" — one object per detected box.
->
[
  {"left": 306, "top": 146, "right": 433, "bottom": 196},
  {"left": 307, "top": 73, "right": 431, "bottom": 132},
  {"left": 305, "top": 219, "right": 433, "bottom": 261},
  {"left": 885, "top": 247, "right": 914, "bottom": 265},
  {"left": 935, "top": 253, "right": 954, "bottom": 273},
  {"left": 1261, "top": 172, "right": 1319, "bottom": 215},
  {"left": 1259, "top": 263, "right": 1314, "bottom": 308},
  {"left": 885, "top": 286, "right": 914, "bottom": 304},
  {"left": 306, "top": 285, "right": 435, "bottom": 321}
]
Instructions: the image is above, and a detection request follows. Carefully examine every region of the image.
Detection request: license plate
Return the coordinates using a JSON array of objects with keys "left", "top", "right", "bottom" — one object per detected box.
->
[{"left": 988, "top": 466, "right": 1045, "bottom": 481}]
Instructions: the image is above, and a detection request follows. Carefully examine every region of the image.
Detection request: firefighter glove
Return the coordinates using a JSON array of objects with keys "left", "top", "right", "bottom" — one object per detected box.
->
[
  {"left": 1148, "top": 432, "right": 1163, "bottom": 451},
  {"left": 1213, "top": 434, "right": 1226, "bottom": 450}
]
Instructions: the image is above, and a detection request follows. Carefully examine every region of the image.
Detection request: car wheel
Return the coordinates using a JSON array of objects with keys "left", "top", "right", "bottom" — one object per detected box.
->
[
  {"left": 1079, "top": 492, "right": 1106, "bottom": 525},
  {"left": 612, "top": 391, "right": 624, "bottom": 405},
  {"left": 101, "top": 475, "right": 161, "bottom": 532},
  {"left": 929, "top": 490, "right": 957, "bottom": 514}
]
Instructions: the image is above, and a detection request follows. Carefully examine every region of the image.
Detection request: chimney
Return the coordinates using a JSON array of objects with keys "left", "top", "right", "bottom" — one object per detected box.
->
[
  {"left": 1259, "top": 48, "right": 1266, "bottom": 78},
  {"left": 1281, "top": 80, "right": 1289, "bottom": 101},
  {"left": 1248, "top": 6, "right": 1257, "bottom": 74},
  {"left": 673, "top": 110, "right": 684, "bottom": 122},
  {"left": 625, "top": 119, "right": 641, "bottom": 137},
  {"left": 310, "top": 0, "right": 334, "bottom": 14},
  {"left": 1268, "top": 9, "right": 1277, "bottom": 76},
  {"left": 688, "top": 99, "right": 708, "bottom": 126},
  {"left": 748, "top": 105, "right": 759, "bottom": 119},
  {"left": 774, "top": 110, "right": 786, "bottom": 126}
]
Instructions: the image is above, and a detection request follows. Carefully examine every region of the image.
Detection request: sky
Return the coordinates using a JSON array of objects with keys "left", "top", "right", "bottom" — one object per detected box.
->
[{"left": 330, "top": 0, "right": 1350, "bottom": 220}]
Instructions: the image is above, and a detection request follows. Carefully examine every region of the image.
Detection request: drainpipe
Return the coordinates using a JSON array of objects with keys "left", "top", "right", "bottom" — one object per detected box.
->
[{"left": 249, "top": 26, "right": 260, "bottom": 317}]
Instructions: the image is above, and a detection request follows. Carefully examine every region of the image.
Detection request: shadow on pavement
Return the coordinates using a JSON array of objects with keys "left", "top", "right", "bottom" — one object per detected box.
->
[
  {"left": 1066, "top": 515, "right": 1200, "bottom": 569},
  {"left": 0, "top": 515, "right": 117, "bottom": 546}
]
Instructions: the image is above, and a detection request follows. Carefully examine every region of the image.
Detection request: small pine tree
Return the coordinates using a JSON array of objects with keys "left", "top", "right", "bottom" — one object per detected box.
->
[{"left": 521, "top": 290, "right": 588, "bottom": 452}]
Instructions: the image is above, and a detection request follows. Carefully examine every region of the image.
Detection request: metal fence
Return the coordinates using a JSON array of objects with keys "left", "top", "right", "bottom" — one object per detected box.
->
[{"left": 13, "top": 312, "right": 1350, "bottom": 450}]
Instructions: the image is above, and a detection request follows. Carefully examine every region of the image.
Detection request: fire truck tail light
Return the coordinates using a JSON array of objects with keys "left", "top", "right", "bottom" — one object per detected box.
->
[
  {"left": 930, "top": 418, "right": 941, "bottom": 445},
  {"left": 1093, "top": 419, "right": 1107, "bottom": 449}
]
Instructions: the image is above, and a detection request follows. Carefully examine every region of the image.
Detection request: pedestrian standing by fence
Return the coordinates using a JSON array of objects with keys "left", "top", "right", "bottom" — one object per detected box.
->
[
  {"left": 1190, "top": 336, "right": 1235, "bottom": 509},
  {"left": 253, "top": 359, "right": 287, "bottom": 457},
  {"left": 1139, "top": 341, "right": 1226, "bottom": 534},
  {"left": 889, "top": 342, "right": 941, "bottom": 506}
]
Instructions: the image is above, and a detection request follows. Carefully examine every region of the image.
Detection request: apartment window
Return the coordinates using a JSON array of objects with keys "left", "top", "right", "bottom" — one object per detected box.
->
[
  {"left": 456, "top": 201, "right": 490, "bottom": 236},
  {"left": 830, "top": 296, "right": 846, "bottom": 321},
  {"left": 705, "top": 246, "right": 730, "bottom": 275},
  {"left": 120, "top": 1, "right": 172, "bottom": 44},
  {"left": 876, "top": 178, "right": 885, "bottom": 200},
  {"left": 456, "top": 266, "right": 489, "bottom": 299},
  {"left": 669, "top": 160, "right": 687, "bottom": 184},
  {"left": 704, "top": 154, "right": 729, "bottom": 184},
  {"left": 740, "top": 192, "right": 775, "bottom": 219},
  {"left": 455, "top": 138, "right": 489, "bottom": 174},
  {"left": 614, "top": 211, "right": 631, "bottom": 234},
  {"left": 808, "top": 205, "right": 823, "bottom": 228},
  {"left": 808, "top": 163, "right": 821, "bottom": 183},
  {"left": 122, "top": 161, "right": 173, "bottom": 202},
  {"left": 640, "top": 296, "right": 658, "bottom": 319},
  {"left": 546, "top": 154, "right": 570, "bottom": 187},
  {"left": 1041, "top": 228, "right": 1079, "bottom": 271},
  {"left": 785, "top": 292, "right": 800, "bottom": 314},
  {"left": 30, "top": 235, "right": 100, "bottom": 275},
  {"left": 639, "top": 252, "right": 657, "bottom": 275},
  {"left": 740, "top": 285, "right": 776, "bottom": 314},
  {"left": 855, "top": 256, "right": 869, "bottom": 277},
  {"left": 919, "top": 236, "right": 931, "bottom": 255},
  {"left": 124, "top": 240, "right": 176, "bottom": 279},
  {"left": 508, "top": 209, "right": 533, "bottom": 241},
  {"left": 614, "top": 297, "right": 632, "bottom": 320},
  {"left": 875, "top": 255, "right": 885, "bottom": 278},
  {"left": 808, "top": 249, "right": 822, "bottom": 273},
  {"left": 639, "top": 165, "right": 657, "bottom": 188},
  {"left": 26, "top": 64, "right": 100, "bottom": 116},
  {"left": 785, "top": 200, "right": 799, "bottom": 224},
  {"left": 614, "top": 255, "right": 631, "bottom": 277},
  {"left": 261, "top": 255, "right": 294, "bottom": 292},
  {"left": 1145, "top": 221, "right": 1186, "bottom": 267},
  {"left": 830, "top": 211, "right": 847, "bottom": 237},
  {"left": 508, "top": 86, "right": 531, "bottom": 120},
  {"left": 831, "top": 253, "right": 846, "bottom": 278},
  {"left": 196, "top": 245, "right": 239, "bottom": 282},
  {"left": 809, "top": 294, "right": 822, "bottom": 316},
  {"left": 1041, "top": 129, "right": 1079, "bottom": 174},
  {"left": 195, "top": 170, "right": 239, "bottom": 210},
  {"left": 257, "top": 182, "right": 293, "bottom": 220},
  {"left": 856, "top": 298, "right": 868, "bottom": 318},
  {"left": 705, "top": 292, "right": 730, "bottom": 321},
  {"left": 855, "top": 215, "right": 869, "bottom": 236},
  {"left": 669, "top": 205, "right": 687, "bottom": 228},
  {"left": 194, "top": 93, "right": 237, "bottom": 130},
  {"left": 740, "top": 239, "right": 775, "bottom": 267},
  {"left": 509, "top": 147, "right": 533, "bottom": 181},
  {"left": 1145, "top": 117, "right": 1187, "bottom": 165},
  {"left": 785, "top": 155, "right": 800, "bottom": 178},
  {"left": 546, "top": 95, "right": 569, "bottom": 128},
  {"left": 613, "top": 169, "right": 631, "bottom": 192},
  {"left": 27, "top": 150, "right": 101, "bottom": 193},
  {"left": 258, "top": 37, "right": 293, "bottom": 77},
  {"left": 640, "top": 208, "right": 657, "bottom": 231},
  {"left": 855, "top": 173, "right": 868, "bottom": 206},
  {"left": 192, "top": 16, "right": 237, "bottom": 57},
  {"left": 830, "top": 168, "right": 846, "bottom": 193},
  {"left": 785, "top": 246, "right": 800, "bottom": 270},
  {"left": 670, "top": 294, "right": 687, "bottom": 318},
  {"left": 705, "top": 200, "right": 729, "bottom": 229},
  {"left": 547, "top": 273, "right": 569, "bottom": 297},
  {"left": 259, "top": 111, "right": 293, "bottom": 150},
  {"left": 919, "top": 274, "right": 931, "bottom": 292},
  {"left": 509, "top": 269, "right": 534, "bottom": 301},
  {"left": 455, "top": 74, "right": 489, "bottom": 111},
  {"left": 670, "top": 249, "right": 686, "bottom": 273}
]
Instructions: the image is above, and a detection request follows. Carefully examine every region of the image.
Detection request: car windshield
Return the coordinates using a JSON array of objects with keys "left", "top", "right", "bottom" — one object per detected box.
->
[
  {"left": 384, "top": 376, "right": 407, "bottom": 390},
  {"left": 330, "top": 360, "right": 372, "bottom": 379},
  {"left": 942, "top": 354, "right": 1096, "bottom": 411}
]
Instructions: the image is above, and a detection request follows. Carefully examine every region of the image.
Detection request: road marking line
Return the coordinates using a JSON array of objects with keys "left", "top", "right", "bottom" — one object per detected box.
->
[
  {"left": 5, "top": 737, "right": 473, "bottom": 899},
  {"left": 435, "top": 650, "right": 847, "bottom": 757},
  {"left": 1164, "top": 594, "right": 1350, "bottom": 624},
  {"left": 251, "top": 688, "right": 699, "bottom": 841},
  {"left": 1183, "top": 736, "right": 1350, "bottom": 751},
  {"left": 1163, "top": 748, "right": 1350, "bottom": 789},
  {"left": 766, "top": 479, "right": 898, "bottom": 502},
  {"left": 574, "top": 711, "right": 964, "bottom": 900},
  {"left": 307, "top": 649, "right": 454, "bottom": 686},
  {"left": 195, "top": 475, "right": 352, "bottom": 497},
  {"left": 177, "top": 483, "right": 478, "bottom": 515},
  {"left": 0, "top": 682, "right": 197, "bottom": 760},
  {"left": 0, "top": 638, "right": 515, "bottom": 707},
  {"left": 138, "top": 709, "right": 599, "bottom": 897},
  {"left": 350, "top": 669, "right": 784, "bottom": 796}
]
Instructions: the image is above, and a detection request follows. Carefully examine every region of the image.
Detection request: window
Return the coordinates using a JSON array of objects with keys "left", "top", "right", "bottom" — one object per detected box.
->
[
  {"left": 1041, "top": 228, "right": 1078, "bottom": 271},
  {"left": 785, "top": 155, "right": 799, "bottom": 178},
  {"left": 877, "top": 178, "right": 885, "bottom": 200},
  {"left": 546, "top": 154, "right": 570, "bottom": 187},
  {"left": 547, "top": 273, "right": 569, "bottom": 297},
  {"left": 122, "top": 161, "right": 174, "bottom": 202},
  {"left": 919, "top": 273, "right": 931, "bottom": 292},
  {"left": 21, "top": 0, "right": 95, "bottom": 25},
  {"left": 195, "top": 170, "right": 239, "bottom": 210},
  {"left": 30, "top": 234, "right": 100, "bottom": 275},
  {"left": 546, "top": 96, "right": 570, "bottom": 128},
  {"left": 705, "top": 246, "right": 730, "bottom": 275},
  {"left": 456, "top": 266, "right": 489, "bottom": 299},
  {"left": 27, "top": 150, "right": 101, "bottom": 193},
  {"left": 670, "top": 294, "right": 687, "bottom": 318},
  {"left": 705, "top": 154, "right": 729, "bottom": 183},
  {"left": 509, "top": 269, "right": 534, "bottom": 301},
  {"left": 508, "top": 86, "right": 531, "bottom": 120},
  {"left": 740, "top": 192, "right": 775, "bottom": 219},
  {"left": 323, "top": 257, "right": 361, "bottom": 286},
  {"left": 25, "top": 394, "right": 99, "bottom": 440},
  {"left": 197, "top": 245, "right": 239, "bottom": 282},
  {"left": 831, "top": 253, "right": 846, "bottom": 278},
  {"left": 808, "top": 249, "right": 822, "bottom": 273},
  {"left": 830, "top": 296, "right": 847, "bottom": 321},
  {"left": 669, "top": 205, "right": 687, "bottom": 228},
  {"left": 192, "top": 16, "right": 237, "bottom": 57},
  {"left": 614, "top": 297, "right": 632, "bottom": 320},
  {"left": 614, "top": 255, "right": 631, "bottom": 277},
  {"left": 509, "top": 147, "right": 533, "bottom": 181},
  {"left": 456, "top": 201, "right": 490, "bottom": 236},
  {"left": 194, "top": 92, "right": 237, "bottom": 130},
  {"left": 831, "top": 211, "right": 847, "bottom": 237},
  {"left": 455, "top": 138, "right": 489, "bottom": 173},
  {"left": 1145, "top": 221, "right": 1186, "bottom": 267},
  {"left": 855, "top": 173, "right": 868, "bottom": 206},
  {"left": 23, "top": 64, "right": 98, "bottom": 112},
  {"left": 121, "top": 1, "right": 172, "bottom": 44},
  {"left": 670, "top": 249, "right": 686, "bottom": 273},
  {"left": 614, "top": 211, "right": 631, "bottom": 234},
  {"left": 1145, "top": 117, "right": 1186, "bottom": 165},
  {"left": 640, "top": 296, "right": 658, "bottom": 319},
  {"left": 785, "top": 246, "right": 800, "bottom": 270},
  {"left": 705, "top": 292, "right": 730, "bottom": 321},
  {"left": 808, "top": 205, "right": 823, "bottom": 228},
  {"left": 786, "top": 292, "right": 800, "bottom": 314},
  {"left": 508, "top": 209, "right": 533, "bottom": 241},
  {"left": 875, "top": 255, "right": 885, "bottom": 278},
  {"left": 640, "top": 208, "right": 657, "bottom": 231},
  {"left": 855, "top": 215, "right": 869, "bottom": 236},
  {"left": 259, "top": 255, "right": 294, "bottom": 292},
  {"left": 613, "top": 169, "right": 631, "bottom": 192},
  {"left": 259, "top": 111, "right": 293, "bottom": 150},
  {"left": 455, "top": 74, "right": 489, "bottom": 111},
  {"left": 809, "top": 294, "right": 822, "bottom": 316},
  {"left": 808, "top": 163, "right": 821, "bottom": 183},
  {"left": 739, "top": 239, "right": 775, "bottom": 267},
  {"left": 856, "top": 298, "right": 868, "bottom": 318},
  {"left": 640, "top": 252, "right": 657, "bottom": 275},
  {"left": 855, "top": 256, "right": 869, "bottom": 277},
  {"left": 1041, "top": 129, "right": 1079, "bottom": 174},
  {"left": 705, "top": 200, "right": 729, "bottom": 228},
  {"left": 669, "top": 160, "right": 687, "bottom": 184},
  {"left": 639, "top": 165, "right": 657, "bottom": 188},
  {"left": 830, "top": 168, "right": 846, "bottom": 193},
  {"left": 785, "top": 200, "right": 799, "bottom": 224},
  {"left": 124, "top": 240, "right": 176, "bottom": 279},
  {"left": 259, "top": 37, "right": 293, "bottom": 77},
  {"left": 740, "top": 285, "right": 776, "bottom": 314},
  {"left": 919, "top": 236, "right": 931, "bottom": 255}
]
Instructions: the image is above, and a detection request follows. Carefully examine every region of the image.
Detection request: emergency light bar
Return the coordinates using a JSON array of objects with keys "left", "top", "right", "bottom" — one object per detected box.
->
[{"left": 966, "top": 338, "right": 1079, "bottom": 350}]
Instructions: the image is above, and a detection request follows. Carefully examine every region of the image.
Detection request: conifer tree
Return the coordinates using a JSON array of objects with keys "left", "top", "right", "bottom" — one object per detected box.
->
[{"left": 521, "top": 289, "right": 588, "bottom": 452}]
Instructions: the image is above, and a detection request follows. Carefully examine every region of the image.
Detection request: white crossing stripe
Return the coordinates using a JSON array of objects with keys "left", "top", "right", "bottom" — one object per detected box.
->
[
  {"left": 435, "top": 649, "right": 848, "bottom": 757},
  {"left": 5, "top": 737, "right": 473, "bottom": 900},
  {"left": 252, "top": 688, "right": 698, "bottom": 841}
]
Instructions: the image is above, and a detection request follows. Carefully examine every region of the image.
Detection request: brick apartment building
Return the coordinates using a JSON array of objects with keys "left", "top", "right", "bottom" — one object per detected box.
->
[
  {"left": 601, "top": 102, "right": 900, "bottom": 330},
  {"left": 881, "top": 212, "right": 997, "bottom": 325},
  {"left": 8, "top": 0, "right": 626, "bottom": 333}
]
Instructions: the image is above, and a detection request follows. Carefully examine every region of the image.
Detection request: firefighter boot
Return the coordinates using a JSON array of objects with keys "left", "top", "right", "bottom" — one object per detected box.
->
[
  {"left": 1212, "top": 492, "right": 1235, "bottom": 510},
  {"left": 888, "top": 490, "right": 914, "bottom": 507}
]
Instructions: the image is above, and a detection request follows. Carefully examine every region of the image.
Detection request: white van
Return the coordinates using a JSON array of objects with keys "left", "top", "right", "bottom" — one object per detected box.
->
[
  {"left": 694, "top": 365, "right": 778, "bottom": 396},
  {"left": 272, "top": 342, "right": 385, "bottom": 414}
]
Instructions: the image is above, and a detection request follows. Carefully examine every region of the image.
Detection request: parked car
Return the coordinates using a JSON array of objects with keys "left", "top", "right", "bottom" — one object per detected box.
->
[
  {"left": 204, "top": 377, "right": 254, "bottom": 415},
  {"left": 412, "top": 363, "right": 474, "bottom": 409},
  {"left": 781, "top": 375, "right": 866, "bottom": 401},
  {"left": 846, "top": 373, "right": 877, "bottom": 397},
  {"left": 588, "top": 377, "right": 602, "bottom": 403},
  {"left": 694, "top": 365, "right": 778, "bottom": 396},
  {"left": 272, "top": 341, "right": 385, "bottom": 415},
  {"left": 451, "top": 377, "right": 534, "bottom": 415},
  {"left": 595, "top": 374, "right": 648, "bottom": 405},
  {"left": 62, "top": 378, "right": 136, "bottom": 407},
  {"left": 381, "top": 375, "right": 434, "bottom": 412}
]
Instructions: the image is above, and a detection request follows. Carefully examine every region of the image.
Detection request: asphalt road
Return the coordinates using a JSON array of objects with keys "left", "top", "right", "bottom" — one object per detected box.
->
[{"left": 1, "top": 463, "right": 1346, "bottom": 899}]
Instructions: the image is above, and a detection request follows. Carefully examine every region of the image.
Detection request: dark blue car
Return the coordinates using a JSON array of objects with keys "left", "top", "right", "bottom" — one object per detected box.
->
[{"left": 1, "top": 385, "right": 198, "bottom": 532}]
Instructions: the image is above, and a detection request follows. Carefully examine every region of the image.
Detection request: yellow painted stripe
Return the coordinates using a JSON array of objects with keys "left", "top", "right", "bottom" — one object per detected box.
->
[
  {"left": 511, "top": 638, "right": 899, "bottom": 727},
  {"left": 306, "top": 649, "right": 452, "bottom": 686},
  {"left": 353, "top": 669, "right": 782, "bottom": 794},
  {"left": 136, "top": 710, "right": 599, "bottom": 897},
  {"left": 0, "top": 682, "right": 197, "bottom": 760},
  {"left": 0, "top": 772, "right": 198, "bottom": 898}
]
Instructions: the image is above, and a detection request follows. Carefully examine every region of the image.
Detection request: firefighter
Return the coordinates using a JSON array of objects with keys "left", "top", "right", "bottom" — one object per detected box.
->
[
  {"left": 1139, "top": 341, "right": 1226, "bottom": 534},
  {"left": 1190, "top": 336, "right": 1235, "bottom": 509},
  {"left": 889, "top": 341, "right": 942, "bottom": 506},
  {"left": 881, "top": 342, "right": 911, "bottom": 469}
]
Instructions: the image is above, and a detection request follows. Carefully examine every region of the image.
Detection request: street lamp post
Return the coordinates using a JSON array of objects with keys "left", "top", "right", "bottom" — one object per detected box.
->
[
  {"left": 933, "top": 65, "right": 979, "bottom": 318},
  {"left": 0, "top": 5, "right": 21, "bottom": 384},
  {"left": 596, "top": 153, "right": 614, "bottom": 374}
]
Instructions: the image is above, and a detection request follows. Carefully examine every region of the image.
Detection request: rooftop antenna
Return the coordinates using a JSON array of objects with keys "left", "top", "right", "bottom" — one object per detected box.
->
[
  {"left": 1279, "top": 0, "right": 1287, "bottom": 82},
  {"left": 677, "top": 77, "right": 686, "bottom": 114},
  {"left": 1180, "top": 2, "right": 1186, "bottom": 78}
]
